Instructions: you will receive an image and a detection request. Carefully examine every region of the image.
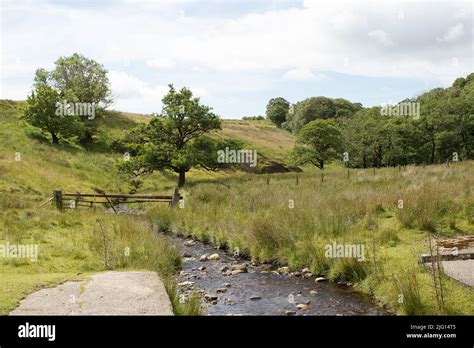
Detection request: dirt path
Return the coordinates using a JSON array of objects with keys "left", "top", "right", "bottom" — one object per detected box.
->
[{"left": 10, "top": 271, "right": 173, "bottom": 315}]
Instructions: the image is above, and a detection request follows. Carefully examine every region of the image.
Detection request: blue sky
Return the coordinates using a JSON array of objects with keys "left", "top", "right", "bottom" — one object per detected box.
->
[{"left": 1, "top": 0, "right": 472, "bottom": 118}]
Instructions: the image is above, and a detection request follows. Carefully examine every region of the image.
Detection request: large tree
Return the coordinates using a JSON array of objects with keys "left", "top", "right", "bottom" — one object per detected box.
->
[
  {"left": 23, "top": 85, "right": 84, "bottom": 144},
  {"left": 119, "top": 85, "right": 222, "bottom": 187},
  {"left": 27, "top": 53, "right": 112, "bottom": 146},
  {"left": 266, "top": 97, "right": 289, "bottom": 127},
  {"left": 291, "top": 119, "right": 343, "bottom": 170}
]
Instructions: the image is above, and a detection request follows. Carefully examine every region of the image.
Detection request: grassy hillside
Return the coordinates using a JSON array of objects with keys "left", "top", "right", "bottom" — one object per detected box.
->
[
  {"left": 1, "top": 99, "right": 472, "bottom": 316},
  {"left": 0, "top": 100, "right": 198, "bottom": 314}
]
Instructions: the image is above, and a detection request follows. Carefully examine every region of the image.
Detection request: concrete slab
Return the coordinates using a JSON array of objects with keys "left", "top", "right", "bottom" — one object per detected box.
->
[{"left": 10, "top": 271, "right": 173, "bottom": 315}]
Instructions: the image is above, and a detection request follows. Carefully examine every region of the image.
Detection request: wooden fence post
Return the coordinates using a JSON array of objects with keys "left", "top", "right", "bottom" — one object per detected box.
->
[
  {"left": 170, "top": 187, "right": 180, "bottom": 207},
  {"left": 53, "top": 189, "right": 63, "bottom": 211}
]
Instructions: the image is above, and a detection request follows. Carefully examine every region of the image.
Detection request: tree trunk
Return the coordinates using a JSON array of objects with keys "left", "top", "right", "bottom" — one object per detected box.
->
[
  {"left": 319, "top": 159, "right": 324, "bottom": 170},
  {"left": 430, "top": 138, "right": 436, "bottom": 163},
  {"left": 51, "top": 132, "right": 59, "bottom": 144},
  {"left": 178, "top": 169, "right": 186, "bottom": 187}
]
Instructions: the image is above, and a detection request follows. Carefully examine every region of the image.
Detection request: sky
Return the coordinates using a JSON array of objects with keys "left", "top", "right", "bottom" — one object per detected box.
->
[{"left": 0, "top": 0, "right": 472, "bottom": 118}]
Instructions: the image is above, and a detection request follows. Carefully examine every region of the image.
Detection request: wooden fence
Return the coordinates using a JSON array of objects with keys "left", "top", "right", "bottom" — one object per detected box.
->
[{"left": 52, "top": 187, "right": 182, "bottom": 211}]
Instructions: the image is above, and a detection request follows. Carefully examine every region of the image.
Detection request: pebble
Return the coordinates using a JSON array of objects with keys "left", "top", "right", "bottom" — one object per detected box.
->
[
  {"left": 223, "top": 282, "right": 231, "bottom": 288},
  {"left": 278, "top": 266, "right": 290, "bottom": 274},
  {"left": 208, "top": 253, "right": 220, "bottom": 261},
  {"left": 204, "top": 293, "right": 218, "bottom": 302},
  {"left": 315, "top": 277, "right": 327, "bottom": 282},
  {"left": 216, "top": 288, "right": 227, "bottom": 293},
  {"left": 296, "top": 304, "right": 309, "bottom": 310},
  {"left": 231, "top": 264, "right": 248, "bottom": 272},
  {"left": 200, "top": 254, "right": 208, "bottom": 261},
  {"left": 285, "top": 310, "right": 297, "bottom": 316},
  {"left": 178, "top": 281, "right": 194, "bottom": 288},
  {"left": 198, "top": 266, "right": 206, "bottom": 271},
  {"left": 250, "top": 295, "right": 262, "bottom": 300},
  {"left": 220, "top": 266, "right": 230, "bottom": 272},
  {"left": 182, "top": 252, "right": 192, "bottom": 258},
  {"left": 184, "top": 240, "right": 195, "bottom": 246},
  {"left": 302, "top": 268, "right": 310, "bottom": 273},
  {"left": 310, "top": 290, "right": 318, "bottom": 296}
]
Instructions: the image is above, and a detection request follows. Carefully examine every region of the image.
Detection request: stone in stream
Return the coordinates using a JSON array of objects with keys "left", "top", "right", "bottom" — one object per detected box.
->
[
  {"left": 182, "top": 252, "right": 192, "bottom": 258},
  {"left": 222, "top": 282, "right": 231, "bottom": 288},
  {"left": 216, "top": 288, "right": 227, "bottom": 293},
  {"left": 208, "top": 253, "right": 220, "bottom": 261},
  {"left": 310, "top": 290, "right": 318, "bottom": 296},
  {"left": 277, "top": 266, "right": 290, "bottom": 274},
  {"left": 231, "top": 269, "right": 245, "bottom": 275},
  {"left": 231, "top": 264, "right": 248, "bottom": 272},
  {"left": 184, "top": 240, "right": 195, "bottom": 246},
  {"left": 293, "top": 271, "right": 302, "bottom": 277},
  {"left": 250, "top": 295, "right": 262, "bottom": 300},
  {"left": 198, "top": 266, "right": 206, "bottom": 271},
  {"left": 302, "top": 268, "right": 310, "bottom": 274},
  {"left": 204, "top": 293, "right": 218, "bottom": 302},
  {"left": 220, "top": 265, "right": 230, "bottom": 272},
  {"left": 296, "top": 304, "right": 309, "bottom": 310},
  {"left": 285, "top": 310, "right": 297, "bottom": 316},
  {"left": 178, "top": 281, "right": 194, "bottom": 288},
  {"left": 315, "top": 277, "right": 327, "bottom": 282},
  {"left": 200, "top": 254, "right": 208, "bottom": 261}
]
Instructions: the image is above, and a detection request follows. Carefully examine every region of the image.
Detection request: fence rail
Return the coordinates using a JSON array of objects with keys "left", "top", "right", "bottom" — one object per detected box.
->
[{"left": 52, "top": 188, "right": 182, "bottom": 211}]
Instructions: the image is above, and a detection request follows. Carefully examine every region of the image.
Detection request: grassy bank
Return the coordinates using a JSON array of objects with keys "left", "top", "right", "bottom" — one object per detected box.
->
[
  {"left": 147, "top": 162, "right": 474, "bottom": 315},
  {"left": 0, "top": 100, "right": 200, "bottom": 315}
]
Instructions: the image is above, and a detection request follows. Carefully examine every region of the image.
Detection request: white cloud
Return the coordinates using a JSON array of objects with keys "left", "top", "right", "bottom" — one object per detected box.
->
[
  {"left": 146, "top": 58, "right": 177, "bottom": 69},
  {"left": 368, "top": 30, "right": 395, "bottom": 47},
  {"left": 0, "top": 0, "right": 472, "bottom": 111},
  {"left": 437, "top": 23, "right": 464, "bottom": 42},
  {"left": 108, "top": 71, "right": 168, "bottom": 100},
  {"left": 283, "top": 69, "right": 327, "bottom": 81}
]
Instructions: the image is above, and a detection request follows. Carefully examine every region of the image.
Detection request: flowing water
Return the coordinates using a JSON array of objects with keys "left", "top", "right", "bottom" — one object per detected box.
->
[{"left": 164, "top": 233, "right": 388, "bottom": 316}]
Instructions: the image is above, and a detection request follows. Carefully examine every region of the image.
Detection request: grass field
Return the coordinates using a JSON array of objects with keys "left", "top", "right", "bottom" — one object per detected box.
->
[
  {"left": 147, "top": 163, "right": 474, "bottom": 315},
  {"left": 1, "top": 99, "right": 473, "bottom": 315}
]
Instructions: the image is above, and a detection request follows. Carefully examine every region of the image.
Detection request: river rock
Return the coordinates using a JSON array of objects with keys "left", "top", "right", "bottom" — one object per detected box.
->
[
  {"left": 182, "top": 252, "right": 192, "bottom": 258},
  {"left": 285, "top": 310, "right": 297, "bottom": 316},
  {"left": 216, "top": 288, "right": 227, "bottom": 293},
  {"left": 223, "top": 282, "right": 231, "bottom": 288},
  {"left": 231, "top": 269, "right": 245, "bottom": 275},
  {"left": 200, "top": 254, "right": 208, "bottom": 261},
  {"left": 231, "top": 264, "right": 248, "bottom": 272},
  {"left": 184, "top": 240, "right": 195, "bottom": 246},
  {"left": 293, "top": 271, "right": 302, "bottom": 277},
  {"left": 198, "top": 266, "right": 206, "bottom": 271},
  {"left": 278, "top": 266, "right": 290, "bottom": 274},
  {"left": 310, "top": 290, "right": 318, "bottom": 296},
  {"left": 315, "top": 277, "right": 327, "bottom": 282},
  {"left": 178, "top": 281, "right": 194, "bottom": 288},
  {"left": 250, "top": 295, "right": 262, "bottom": 300},
  {"left": 204, "top": 293, "right": 218, "bottom": 302},
  {"left": 208, "top": 253, "right": 220, "bottom": 261},
  {"left": 302, "top": 268, "right": 310, "bottom": 274},
  {"left": 296, "top": 304, "right": 309, "bottom": 310},
  {"left": 220, "top": 265, "right": 230, "bottom": 272}
]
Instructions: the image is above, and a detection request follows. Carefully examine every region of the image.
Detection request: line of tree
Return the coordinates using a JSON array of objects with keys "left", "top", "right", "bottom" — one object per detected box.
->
[{"left": 267, "top": 73, "right": 473, "bottom": 169}]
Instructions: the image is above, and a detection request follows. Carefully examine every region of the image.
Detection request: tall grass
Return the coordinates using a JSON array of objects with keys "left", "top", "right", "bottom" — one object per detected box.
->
[{"left": 147, "top": 162, "right": 474, "bottom": 314}]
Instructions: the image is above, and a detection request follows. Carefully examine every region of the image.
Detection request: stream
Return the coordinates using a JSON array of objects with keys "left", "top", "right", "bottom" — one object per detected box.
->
[{"left": 163, "top": 233, "right": 387, "bottom": 316}]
